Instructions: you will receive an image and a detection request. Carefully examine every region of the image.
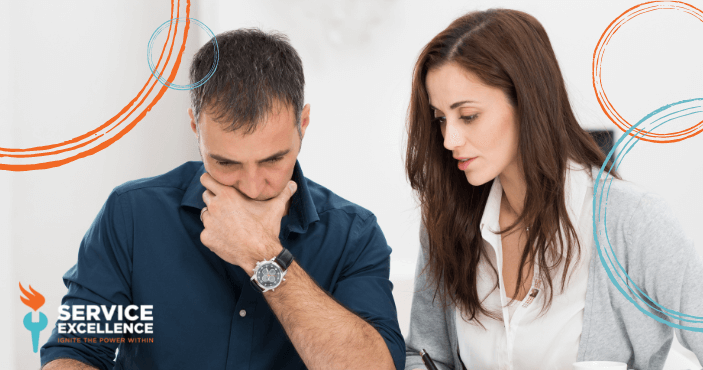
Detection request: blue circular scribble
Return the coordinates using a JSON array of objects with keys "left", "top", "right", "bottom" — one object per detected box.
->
[
  {"left": 147, "top": 17, "right": 218, "bottom": 91},
  {"left": 593, "top": 98, "right": 703, "bottom": 332}
]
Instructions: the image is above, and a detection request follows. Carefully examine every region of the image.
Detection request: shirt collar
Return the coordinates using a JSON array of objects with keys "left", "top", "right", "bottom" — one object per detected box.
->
[
  {"left": 180, "top": 161, "right": 320, "bottom": 236},
  {"left": 284, "top": 161, "right": 320, "bottom": 236},
  {"left": 479, "top": 159, "right": 593, "bottom": 255},
  {"left": 180, "top": 164, "right": 208, "bottom": 210}
]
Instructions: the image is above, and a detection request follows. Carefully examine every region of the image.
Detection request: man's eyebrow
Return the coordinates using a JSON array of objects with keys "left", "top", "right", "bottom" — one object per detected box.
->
[
  {"left": 258, "top": 149, "right": 290, "bottom": 163},
  {"left": 209, "top": 154, "right": 241, "bottom": 164},
  {"left": 209, "top": 149, "right": 290, "bottom": 164}
]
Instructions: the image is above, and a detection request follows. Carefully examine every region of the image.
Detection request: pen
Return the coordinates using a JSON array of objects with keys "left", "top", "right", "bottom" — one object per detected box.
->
[{"left": 420, "top": 349, "right": 439, "bottom": 370}]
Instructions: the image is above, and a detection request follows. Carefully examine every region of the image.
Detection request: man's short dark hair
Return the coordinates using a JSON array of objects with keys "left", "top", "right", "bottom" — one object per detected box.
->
[{"left": 189, "top": 28, "right": 305, "bottom": 135}]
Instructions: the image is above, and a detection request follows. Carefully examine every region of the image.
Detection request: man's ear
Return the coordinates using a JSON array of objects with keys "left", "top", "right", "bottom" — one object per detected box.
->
[
  {"left": 299, "top": 104, "right": 311, "bottom": 139},
  {"left": 188, "top": 108, "right": 198, "bottom": 136}
]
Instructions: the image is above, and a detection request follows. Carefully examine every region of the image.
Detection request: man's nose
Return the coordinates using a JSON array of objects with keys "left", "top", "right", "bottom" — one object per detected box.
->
[
  {"left": 237, "top": 168, "right": 264, "bottom": 200},
  {"left": 443, "top": 120, "right": 465, "bottom": 150}
]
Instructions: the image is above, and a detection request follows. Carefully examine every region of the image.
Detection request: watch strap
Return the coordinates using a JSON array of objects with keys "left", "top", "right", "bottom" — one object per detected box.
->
[
  {"left": 274, "top": 247, "right": 294, "bottom": 271},
  {"left": 250, "top": 278, "right": 264, "bottom": 292}
]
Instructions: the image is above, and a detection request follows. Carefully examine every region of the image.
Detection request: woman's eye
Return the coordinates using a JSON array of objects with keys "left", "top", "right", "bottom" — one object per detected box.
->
[
  {"left": 432, "top": 116, "right": 446, "bottom": 125},
  {"left": 461, "top": 114, "right": 478, "bottom": 123}
]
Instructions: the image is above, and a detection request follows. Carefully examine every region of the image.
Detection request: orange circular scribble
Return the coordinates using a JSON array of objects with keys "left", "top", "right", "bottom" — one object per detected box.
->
[
  {"left": 593, "top": 1, "right": 703, "bottom": 143},
  {"left": 0, "top": 0, "right": 191, "bottom": 171}
]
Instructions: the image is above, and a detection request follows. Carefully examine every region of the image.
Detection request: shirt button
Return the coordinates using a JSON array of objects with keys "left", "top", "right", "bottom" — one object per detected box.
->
[{"left": 239, "top": 309, "right": 246, "bottom": 317}]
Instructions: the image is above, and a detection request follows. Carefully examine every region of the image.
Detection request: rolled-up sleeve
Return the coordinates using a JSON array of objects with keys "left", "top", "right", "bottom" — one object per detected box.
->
[
  {"left": 330, "top": 214, "right": 406, "bottom": 370},
  {"left": 41, "top": 190, "right": 134, "bottom": 370}
]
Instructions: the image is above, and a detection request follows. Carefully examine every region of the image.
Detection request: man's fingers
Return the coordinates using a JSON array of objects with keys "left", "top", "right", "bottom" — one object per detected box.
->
[
  {"left": 282, "top": 181, "right": 297, "bottom": 202},
  {"left": 270, "top": 180, "right": 297, "bottom": 211},
  {"left": 202, "top": 189, "right": 215, "bottom": 206},
  {"left": 200, "top": 172, "right": 224, "bottom": 195}
]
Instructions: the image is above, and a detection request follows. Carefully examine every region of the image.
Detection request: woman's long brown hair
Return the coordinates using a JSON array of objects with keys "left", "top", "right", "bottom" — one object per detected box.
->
[{"left": 406, "top": 9, "right": 618, "bottom": 324}]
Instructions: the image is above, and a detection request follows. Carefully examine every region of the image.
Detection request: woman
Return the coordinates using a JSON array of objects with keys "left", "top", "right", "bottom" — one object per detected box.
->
[{"left": 404, "top": 9, "right": 703, "bottom": 370}]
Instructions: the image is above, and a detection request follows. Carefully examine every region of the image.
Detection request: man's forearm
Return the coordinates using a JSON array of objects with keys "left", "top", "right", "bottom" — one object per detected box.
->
[
  {"left": 42, "top": 358, "right": 98, "bottom": 370},
  {"left": 264, "top": 261, "right": 395, "bottom": 370}
]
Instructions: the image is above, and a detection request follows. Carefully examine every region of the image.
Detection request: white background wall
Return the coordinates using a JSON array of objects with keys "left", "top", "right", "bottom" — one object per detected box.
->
[
  {"left": 1, "top": 0, "right": 701, "bottom": 369},
  {"left": 0, "top": 1, "right": 202, "bottom": 368},
  {"left": 0, "top": 0, "right": 16, "bottom": 365}
]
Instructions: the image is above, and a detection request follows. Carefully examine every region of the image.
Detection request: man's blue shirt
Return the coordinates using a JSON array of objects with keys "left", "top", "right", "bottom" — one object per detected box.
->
[{"left": 41, "top": 161, "right": 405, "bottom": 370}]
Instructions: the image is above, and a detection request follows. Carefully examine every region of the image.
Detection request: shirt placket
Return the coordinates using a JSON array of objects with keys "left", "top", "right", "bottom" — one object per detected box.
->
[
  {"left": 500, "top": 263, "right": 541, "bottom": 370},
  {"left": 225, "top": 267, "right": 259, "bottom": 370}
]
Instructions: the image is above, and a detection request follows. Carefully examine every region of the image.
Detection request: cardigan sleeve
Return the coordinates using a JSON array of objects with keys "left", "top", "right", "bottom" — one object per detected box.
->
[
  {"left": 627, "top": 192, "right": 703, "bottom": 361},
  {"left": 405, "top": 227, "right": 455, "bottom": 370}
]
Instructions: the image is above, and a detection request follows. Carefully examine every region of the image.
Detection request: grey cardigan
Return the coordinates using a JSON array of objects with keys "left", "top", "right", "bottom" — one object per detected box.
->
[{"left": 405, "top": 174, "right": 703, "bottom": 370}]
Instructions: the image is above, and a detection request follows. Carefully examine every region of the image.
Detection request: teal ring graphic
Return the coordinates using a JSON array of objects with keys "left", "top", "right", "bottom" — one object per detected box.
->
[
  {"left": 147, "top": 17, "right": 218, "bottom": 90},
  {"left": 593, "top": 97, "right": 703, "bottom": 331}
]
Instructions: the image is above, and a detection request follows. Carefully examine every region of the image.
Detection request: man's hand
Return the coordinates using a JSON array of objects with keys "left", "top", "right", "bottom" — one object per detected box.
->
[
  {"left": 42, "top": 358, "right": 98, "bottom": 369},
  {"left": 199, "top": 172, "right": 297, "bottom": 274},
  {"left": 201, "top": 173, "right": 396, "bottom": 370}
]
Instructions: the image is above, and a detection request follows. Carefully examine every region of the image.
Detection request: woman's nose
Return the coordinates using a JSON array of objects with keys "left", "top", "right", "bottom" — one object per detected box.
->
[{"left": 443, "top": 120, "right": 465, "bottom": 150}]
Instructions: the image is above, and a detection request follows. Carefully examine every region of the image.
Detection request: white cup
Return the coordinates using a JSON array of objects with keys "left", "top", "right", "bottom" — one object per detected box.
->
[{"left": 573, "top": 361, "right": 628, "bottom": 370}]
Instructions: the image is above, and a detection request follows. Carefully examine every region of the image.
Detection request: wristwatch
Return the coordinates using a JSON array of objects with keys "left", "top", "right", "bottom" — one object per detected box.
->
[{"left": 250, "top": 247, "right": 294, "bottom": 293}]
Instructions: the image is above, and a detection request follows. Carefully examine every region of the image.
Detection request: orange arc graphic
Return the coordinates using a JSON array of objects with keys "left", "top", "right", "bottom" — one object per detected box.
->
[
  {"left": 19, "top": 283, "right": 45, "bottom": 312},
  {"left": 0, "top": 0, "right": 191, "bottom": 170},
  {"left": 593, "top": 1, "right": 703, "bottom": 143}
]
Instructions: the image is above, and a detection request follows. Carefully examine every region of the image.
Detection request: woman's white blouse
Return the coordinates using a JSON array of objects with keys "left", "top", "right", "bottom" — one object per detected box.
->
[{"left": 456, "top": 162, "right": 594, "bottom": 370}]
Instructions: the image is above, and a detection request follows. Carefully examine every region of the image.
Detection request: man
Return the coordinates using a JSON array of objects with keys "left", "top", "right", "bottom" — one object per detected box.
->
[{"left": 41, "top": 29, "right": 404, "bottom": 370}]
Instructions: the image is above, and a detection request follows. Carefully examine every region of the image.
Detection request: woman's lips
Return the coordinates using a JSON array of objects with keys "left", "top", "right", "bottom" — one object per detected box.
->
[{"left": 457, "top": 157, "right": 476, "bottom": 171}]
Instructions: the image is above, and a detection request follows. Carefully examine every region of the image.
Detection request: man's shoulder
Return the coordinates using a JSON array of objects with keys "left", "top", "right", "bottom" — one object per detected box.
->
[
  {"left": 304, "top": 177, "right": 374, "bottom": 223},
  {"left": 113, "top": 161, "right": 202, "bottom": 197}
]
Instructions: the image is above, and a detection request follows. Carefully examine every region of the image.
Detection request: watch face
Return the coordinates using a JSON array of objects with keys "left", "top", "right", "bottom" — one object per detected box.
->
[{"left": 256, "top": 262, "right": 282, "bottom": 289}]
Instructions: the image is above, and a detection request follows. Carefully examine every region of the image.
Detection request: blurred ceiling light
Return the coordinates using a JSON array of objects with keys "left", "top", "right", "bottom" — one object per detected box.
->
[{"left": 271, "top": 0, "right": 396, "bottom": 47}]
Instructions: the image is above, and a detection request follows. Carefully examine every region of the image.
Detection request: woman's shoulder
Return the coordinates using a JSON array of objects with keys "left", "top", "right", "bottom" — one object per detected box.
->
[
  {"left": 589, "top": 168, "right": 668, "bottom": 218},
  {"left": 589, "top": 168, "right": 692, "bottom": 257}
]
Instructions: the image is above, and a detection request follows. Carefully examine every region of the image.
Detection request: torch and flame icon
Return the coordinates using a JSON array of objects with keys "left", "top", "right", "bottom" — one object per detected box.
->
[{"left": 20, "top": 283, "right": 48, "bottom": 353}]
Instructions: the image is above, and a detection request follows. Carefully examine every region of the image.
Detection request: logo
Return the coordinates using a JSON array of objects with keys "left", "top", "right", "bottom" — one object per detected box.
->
[
  {"left": 57, "top": 304, "right": 154, "bottom": 336},
  {"left": 20, "top": 283, "right": 48, "bottom": 353}
]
